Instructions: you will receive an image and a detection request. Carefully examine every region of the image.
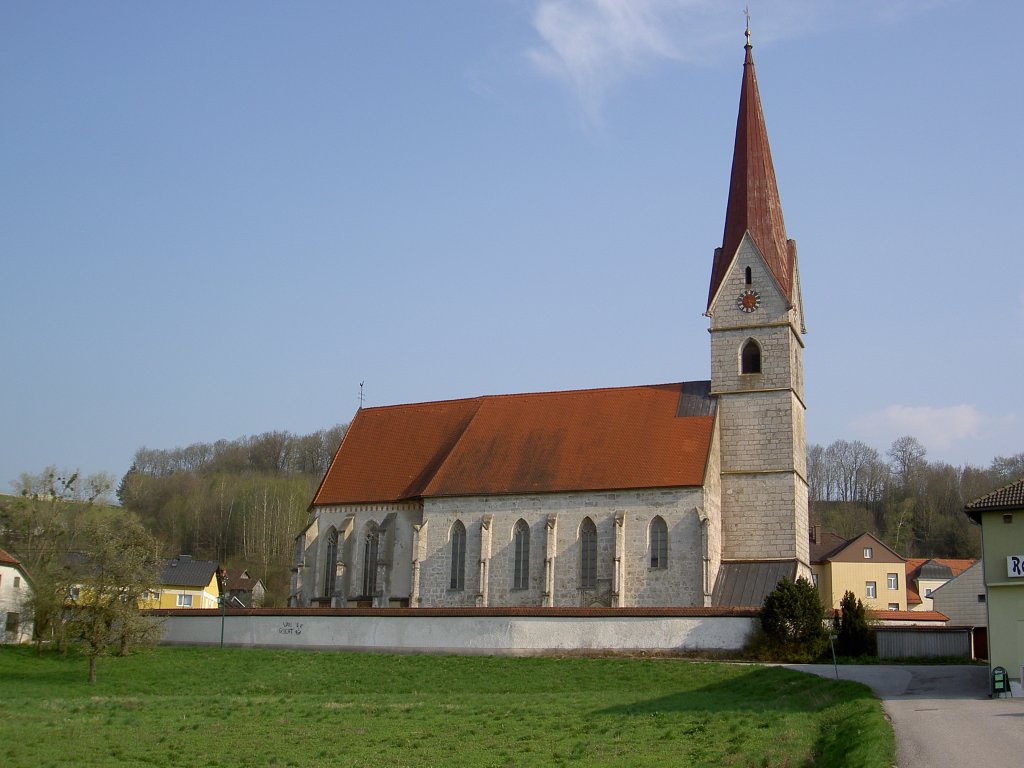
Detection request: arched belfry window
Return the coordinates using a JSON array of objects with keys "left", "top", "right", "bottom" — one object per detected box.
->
[
  {"left": 512, "top": 519, "right": 530, "bottom": 590},
  {"left": 650, "top": 517, "right": 668, "bottom": 569},
  {"left": 450, "top": 520, "right": 466, "bottom": 590},
  {"left": 744, "top": 266, "right": 752, "bottom": 285},
  {"left": 362, "top": 523, "right": 379, "bottom": 596},
  {"left": 741, "top": 338, "right": 762, "bottom": 374},
  {"left": 580, "top": 518, "right": 597, "bottom": 589},
  {"left": 323, "top": 528, "right": 339, "bottom": 598}
]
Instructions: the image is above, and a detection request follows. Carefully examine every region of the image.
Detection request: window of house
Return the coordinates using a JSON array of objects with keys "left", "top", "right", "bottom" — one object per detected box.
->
[
  {"left": 863, "top": 547, "right": 873, "bottom": 559},
  {"left": 363, "top": 524, "right": 379, "bottom": 597},
  {"left": 323, "top": 529, "right": 339, "bottom": 599},
  {"left": 580, "top": 518, "right": 597, "bottom": 590},
  {"left": 5, "top": 612, "right": 18, "bottom": 634},
  {"left": 450, "top": 521, "right": 466, "bottom": 591},
  {"left": 888, "top": 603, "right": 899, "bottom": 611},
  {"left": 978, "top": 594, "right": 987, "bottom": 603},
  {"left": 811, "top": 573, "right": 819, "bottom": 587},
  {"left": 924, "top": 588, "right": 932, "bottom": 598},
  {"left": 650, "top": 516, "right": 668, "bottom": 569},
  {"left": 887, "top": 573, "right": 898, "bottom": 590},
  {"left": 1004, "top": 514, "right": 1014, "bottom": 524},
  {"left": 512, "top": 520, "right": 530, "bottom": 590},
  {"left": 177, "top": 594, "right": 193, "bottom": 607},
  {"left": 740, "top": 339, "right": 761, "bottom": 374},
  {"left": 69, "top": 586, "right": 81, "bottom": 601},
  {"left": 866, "top": 581, "right": 876, "bottom": 599},
  {"left": 13, "top": 576, "right": 20, "bottom": 589}
]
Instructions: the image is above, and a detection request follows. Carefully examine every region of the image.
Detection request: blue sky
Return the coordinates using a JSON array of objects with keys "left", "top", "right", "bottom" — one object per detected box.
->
[{"left": 2, "top": 0, "right": 1021, "bottom": 490}]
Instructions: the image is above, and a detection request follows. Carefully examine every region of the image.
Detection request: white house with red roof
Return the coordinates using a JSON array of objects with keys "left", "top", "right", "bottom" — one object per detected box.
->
[
  {"left": 0, "top": 547, "right": 33, "bottom": 643},
  {"left": 291, "top": 31, "right": 810, "bottom": 614}
]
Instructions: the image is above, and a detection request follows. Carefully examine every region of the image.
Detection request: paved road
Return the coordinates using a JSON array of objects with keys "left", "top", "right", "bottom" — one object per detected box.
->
[{"left": 787, "top": 664, "right": 1024, "bottom": 767}]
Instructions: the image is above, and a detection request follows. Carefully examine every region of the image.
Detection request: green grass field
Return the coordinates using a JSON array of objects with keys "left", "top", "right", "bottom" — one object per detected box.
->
[{"left": 0, "top": 646, "right": 894, "bottom": 767}]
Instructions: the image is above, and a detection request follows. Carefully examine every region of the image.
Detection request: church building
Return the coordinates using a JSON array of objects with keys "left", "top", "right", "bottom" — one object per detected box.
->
[{"left": 290, "top": 32, "right": 810, "bottom": 611}]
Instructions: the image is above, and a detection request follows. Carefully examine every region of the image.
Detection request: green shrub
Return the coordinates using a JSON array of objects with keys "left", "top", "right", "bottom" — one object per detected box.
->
[
  {"left": 759, "top": 577, "right": 829, "bottom": 661},
  {"left": 833, "top": 590, "right": 874, "bottom": 657}
]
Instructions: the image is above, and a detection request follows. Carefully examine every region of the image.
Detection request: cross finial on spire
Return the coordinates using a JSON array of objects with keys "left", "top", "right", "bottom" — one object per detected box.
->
[{"left": 744, "top": 6, "right": 751, "bottom": 47}]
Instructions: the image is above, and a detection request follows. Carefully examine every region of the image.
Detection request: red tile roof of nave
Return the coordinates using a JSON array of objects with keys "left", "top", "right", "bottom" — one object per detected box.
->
[
  {"left": 312, "top": 396, "right": 483, "bottom": 507},
  {"left": 707, "top": 38, "right": 794, "bottom": 311},
  {"left": 312, "top": 383, "right": 715, "bottom": 506}
]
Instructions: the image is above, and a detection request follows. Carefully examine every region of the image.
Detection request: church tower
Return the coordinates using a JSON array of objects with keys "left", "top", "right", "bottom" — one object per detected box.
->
[{"left": 707, "top": 29, "right": 810, "bottom": 581}]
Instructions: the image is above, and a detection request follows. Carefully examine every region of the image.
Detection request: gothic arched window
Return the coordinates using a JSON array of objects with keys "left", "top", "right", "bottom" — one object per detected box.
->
[
  {"left": 323, "top": 528, "right": 339, "bottom": 598},
  {"left": 450, "top": 520, "right": 466, "bottom": 590},
  {"left": 362, "top": 523, "right": 379, "bottom": 597},
  {"left": 741, "top": 339, "right": 762, "bottom": 374},
  {"left": 650, "top": 516, "right": 668, "bottom": 569},
  {"left": 512, "top": 519, "right": 530, "bottom": 590},
  {"left": 580, "top": 518, "right": 597, "bottom": 589}
]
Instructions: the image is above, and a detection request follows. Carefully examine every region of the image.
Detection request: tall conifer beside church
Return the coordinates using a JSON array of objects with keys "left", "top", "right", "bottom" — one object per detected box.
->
[{"left": 290, "top": 33, "right": 810, "bottom": 611}]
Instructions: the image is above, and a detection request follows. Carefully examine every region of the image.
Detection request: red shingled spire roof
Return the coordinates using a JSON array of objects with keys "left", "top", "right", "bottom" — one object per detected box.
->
[{"left": 707, "top": 31, "right": 794, "bottom": 311}]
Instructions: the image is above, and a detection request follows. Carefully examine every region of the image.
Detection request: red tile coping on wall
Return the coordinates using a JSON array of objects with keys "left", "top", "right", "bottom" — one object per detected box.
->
[{"left": 143, "top": 606, "right": 760, "bottom": 619}]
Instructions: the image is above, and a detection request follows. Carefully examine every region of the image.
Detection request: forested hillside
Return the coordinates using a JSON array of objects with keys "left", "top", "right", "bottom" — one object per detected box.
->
[
  {"left": 7, "top": 426, "right": 1019, "bottom": 608},
  {"left": 116, "top": 425, "right": 347, "bottom": 606},
  {"left": 808, "top": 436, "right": 1024, "bottom": 559}
]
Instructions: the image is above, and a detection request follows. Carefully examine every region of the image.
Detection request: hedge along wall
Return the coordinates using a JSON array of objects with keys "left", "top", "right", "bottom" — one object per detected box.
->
[{"left": 146, "top": 607, "right": 759, "bottom": 654}]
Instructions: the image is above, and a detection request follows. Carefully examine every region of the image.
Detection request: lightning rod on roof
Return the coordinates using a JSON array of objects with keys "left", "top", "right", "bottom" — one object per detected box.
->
[{"left": 358, "top": 381, "right": 365, "bottom": 410}]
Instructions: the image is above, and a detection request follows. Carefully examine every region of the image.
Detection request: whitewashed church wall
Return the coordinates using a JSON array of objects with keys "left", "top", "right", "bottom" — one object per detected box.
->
[
  {"left": 421, "top": 488, "right": 706, "bottom": 608},
  {"left": 307, "top": 504, "right": 422, "bottom": 605},
  {"left": 417, "top": 507, "right": 482, "bottom": 608},
  {"left": 158, "top": 612, "right": 757, "bottom": 654}
]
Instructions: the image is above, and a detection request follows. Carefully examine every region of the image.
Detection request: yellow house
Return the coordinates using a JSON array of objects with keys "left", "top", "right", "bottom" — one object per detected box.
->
[
  {"left": 810, "top": 528, "right": 907, "bottom": 611},
  {"left": 141, "top": 555, "right": 221, "bottom": 610}
]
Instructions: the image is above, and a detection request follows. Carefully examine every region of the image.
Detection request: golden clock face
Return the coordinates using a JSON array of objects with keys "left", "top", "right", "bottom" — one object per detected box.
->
[{"left": 738, "top": 289, "right": 760, "bottom": 313}]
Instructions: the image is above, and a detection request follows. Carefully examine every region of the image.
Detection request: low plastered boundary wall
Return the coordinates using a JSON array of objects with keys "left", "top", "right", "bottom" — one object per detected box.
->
[{"left": 148, "top": 608, "right": 758, "bottom": 655}]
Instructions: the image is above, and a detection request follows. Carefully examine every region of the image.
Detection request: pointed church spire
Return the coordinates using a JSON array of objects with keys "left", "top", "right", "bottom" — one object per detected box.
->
[{"left": 707, "top": 28, "right": 794, "bottom": 311}]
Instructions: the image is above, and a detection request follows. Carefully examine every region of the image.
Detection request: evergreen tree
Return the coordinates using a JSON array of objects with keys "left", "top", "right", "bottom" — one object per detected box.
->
[
  {"left": 833, "top": 590, "right": 873, "bottom": 657},
  {"left": 759, "top": 577, "right": 828, "bottom": 661}
]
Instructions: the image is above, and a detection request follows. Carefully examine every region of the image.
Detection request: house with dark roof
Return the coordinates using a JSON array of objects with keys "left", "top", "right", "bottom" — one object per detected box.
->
[
  {"left": 141, "top": 555, "right": 221, "bottom": 610},
  {"left": 224, "top": 568, "right": 265, "bottom": 608},
  {"left": 809, "top": 528, "right": 907, "bottom": 611},
  {"left": 905, "top": 557, "right": 976, "bottom": 612},
  {"left": 965, "top": 477, "right": 1024, "bottom": 691},
  {"left": 0, "top": 547, "right": 33, "bottom": 643},
  {"left": 291, "top": 31, "right": 811, "bottom": 613}
]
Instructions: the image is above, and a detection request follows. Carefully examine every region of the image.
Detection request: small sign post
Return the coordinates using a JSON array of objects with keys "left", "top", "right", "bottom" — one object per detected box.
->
[{"left": 993, "top": 666, "right": 1012, "bottom": 698}]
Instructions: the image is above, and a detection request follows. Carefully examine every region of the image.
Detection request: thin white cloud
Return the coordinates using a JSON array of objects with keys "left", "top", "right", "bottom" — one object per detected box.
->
[
  {"left": 854, "top": 404, "right": 984, "bottom": 453},
  {"left": 526, "top": 0, "right": 956, "bottom": 122},
  {"left": 527, "top": 0, "right": 728, "bottom": 122}
]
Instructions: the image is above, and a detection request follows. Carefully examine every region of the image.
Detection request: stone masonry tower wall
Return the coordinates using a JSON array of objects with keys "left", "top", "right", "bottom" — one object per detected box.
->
[{"left": 706, "top": 35, "right": 810, "bottom": 574}]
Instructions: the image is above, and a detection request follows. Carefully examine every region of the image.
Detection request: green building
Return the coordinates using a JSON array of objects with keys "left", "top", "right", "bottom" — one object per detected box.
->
[{"left": 965, "top": 478, "right": 1024, "bottom": 692}]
